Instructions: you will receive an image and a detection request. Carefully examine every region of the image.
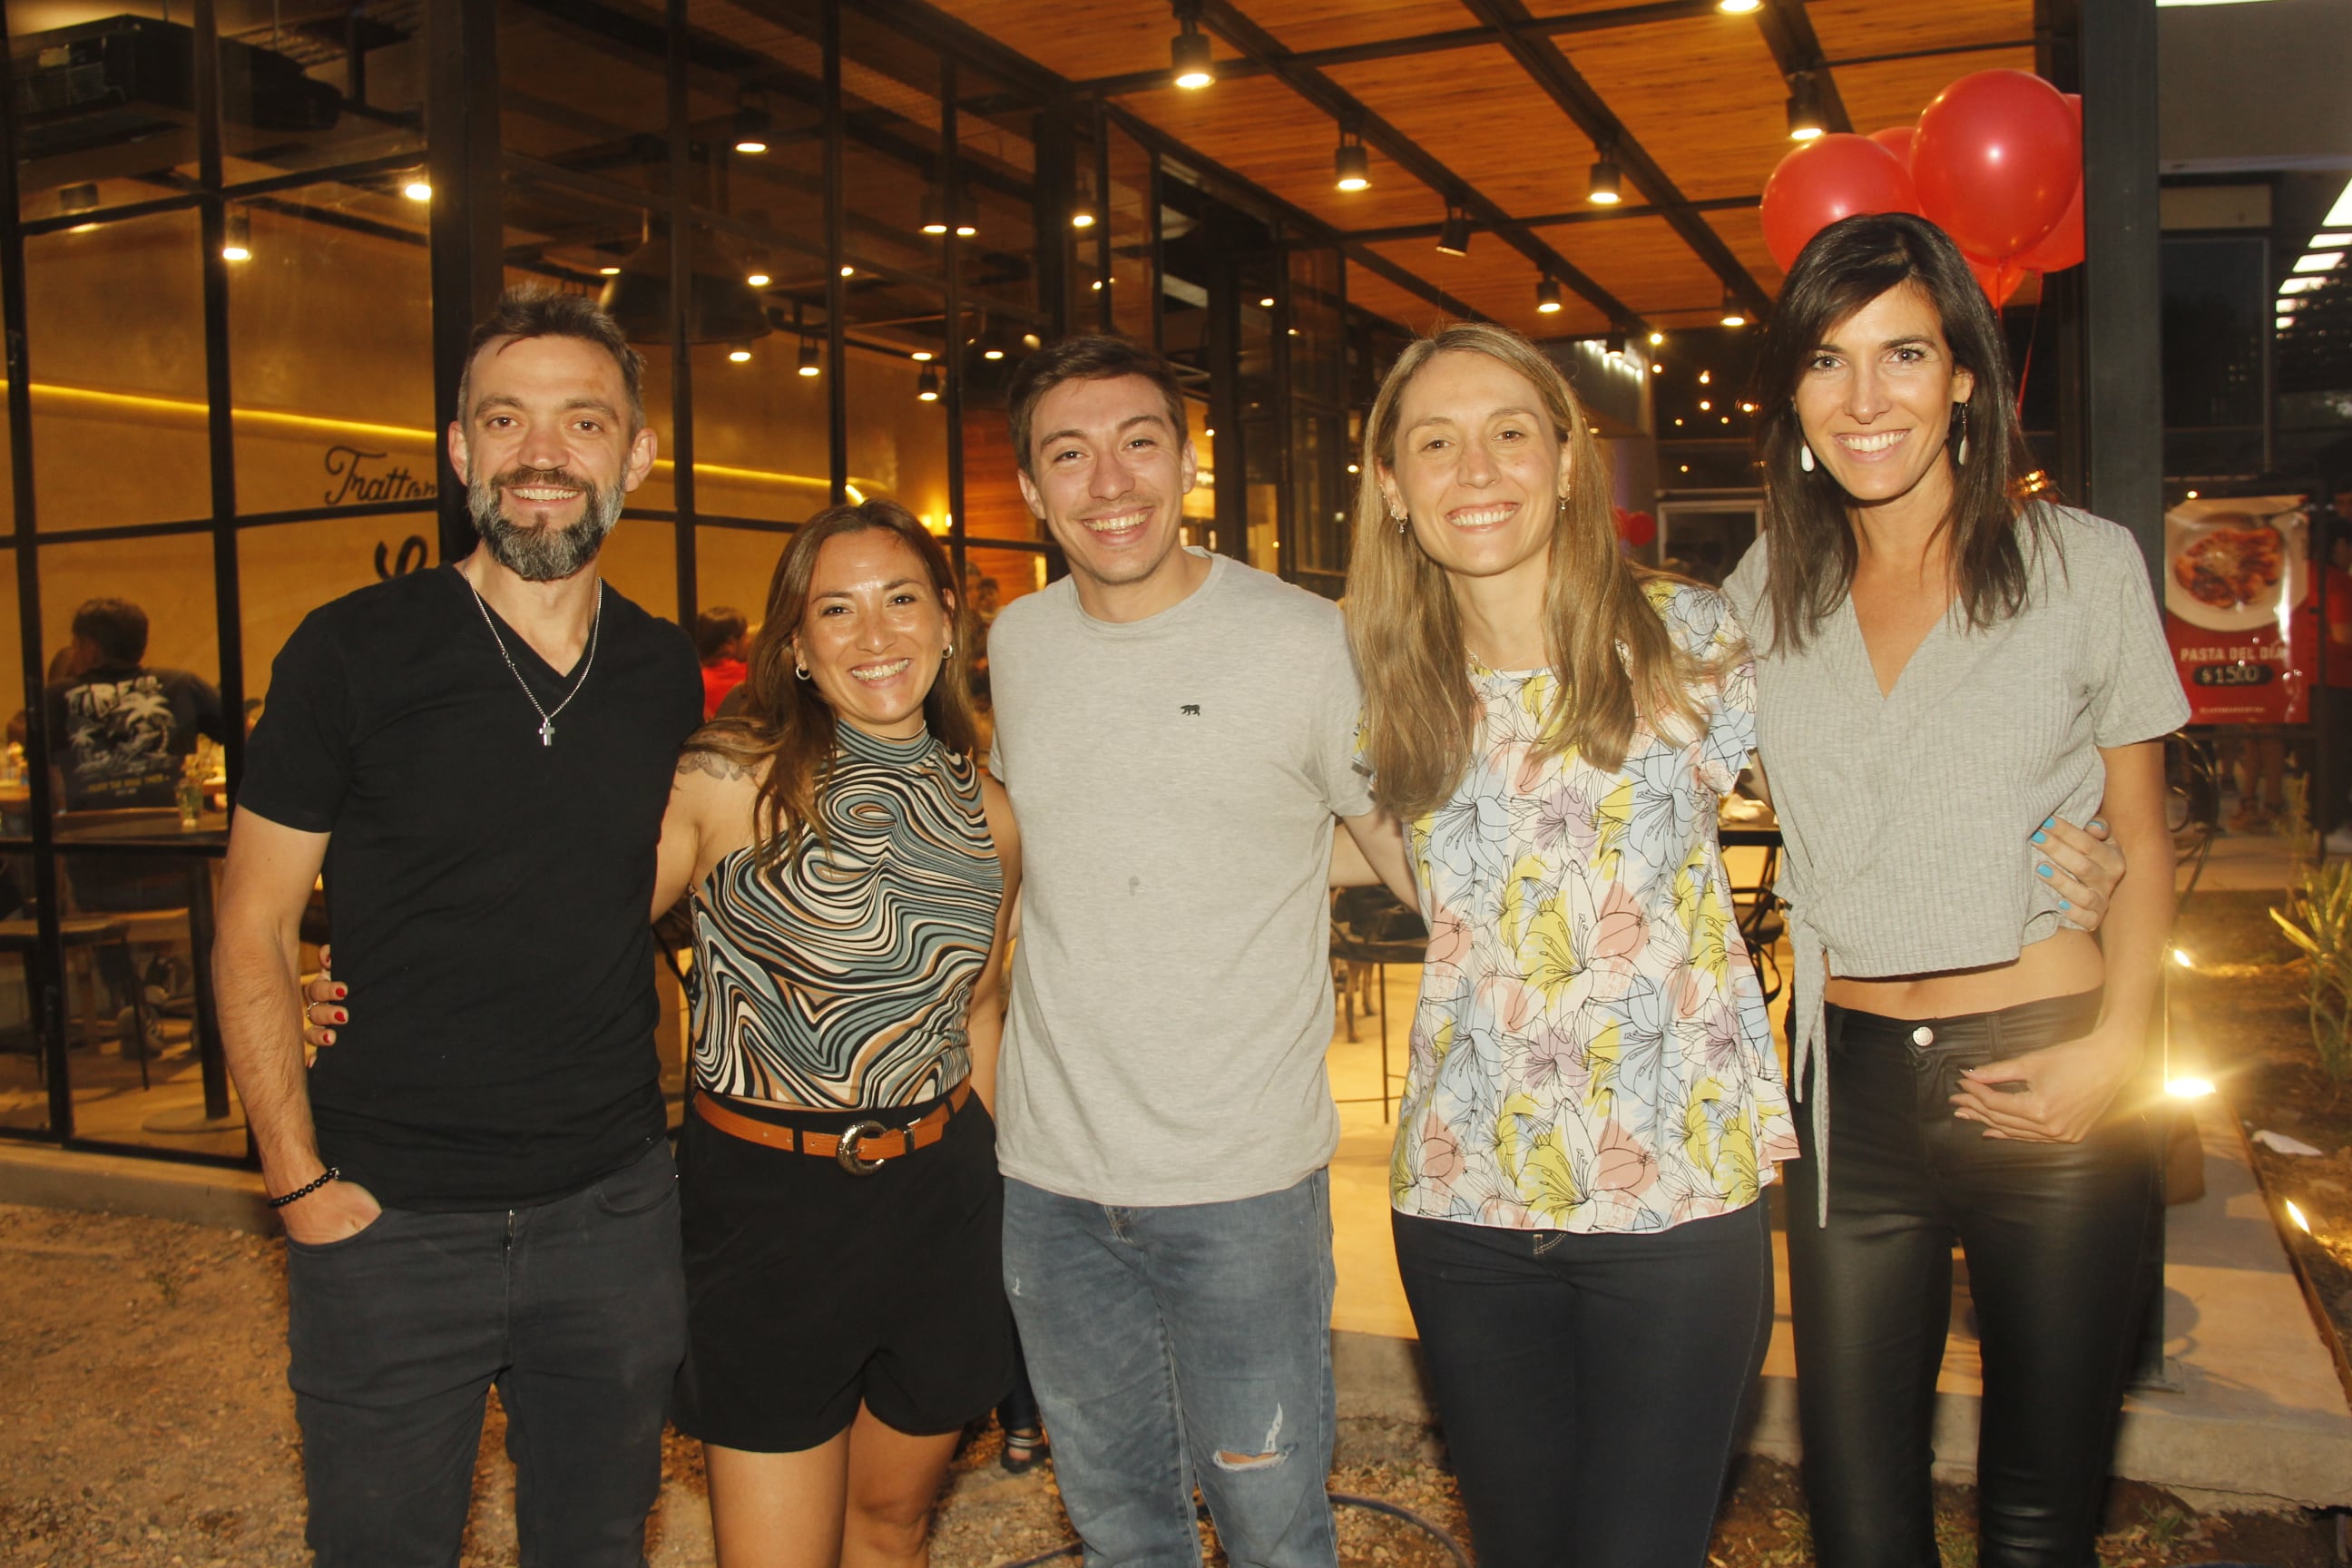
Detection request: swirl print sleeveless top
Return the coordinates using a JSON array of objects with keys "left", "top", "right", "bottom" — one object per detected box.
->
[{"left": 690, "top": 722, "right": 1001, "bottom": 1110}]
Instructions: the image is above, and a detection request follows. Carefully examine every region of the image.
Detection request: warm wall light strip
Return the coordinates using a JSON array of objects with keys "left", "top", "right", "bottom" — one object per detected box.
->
[{"left": 0, "top": 379, "right": 877, "bottom": 495}]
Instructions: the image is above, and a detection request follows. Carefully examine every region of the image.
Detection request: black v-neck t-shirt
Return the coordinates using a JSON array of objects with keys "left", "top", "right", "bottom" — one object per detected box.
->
[{"left": 240, "top": 565, "right": 701, "bottom": 1209}]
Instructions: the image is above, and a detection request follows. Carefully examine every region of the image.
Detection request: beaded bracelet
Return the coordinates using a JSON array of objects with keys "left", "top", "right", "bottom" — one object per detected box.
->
[{"left": 267, "top": 1167, "right": 340, "bottom": 1210}]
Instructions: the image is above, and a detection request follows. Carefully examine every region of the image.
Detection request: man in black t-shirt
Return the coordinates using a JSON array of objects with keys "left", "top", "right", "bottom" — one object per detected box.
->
[
  {"left": 216, "top": 289, "right": 701, "bottom": 1568},
  {"left": 45, "top": 597, "right": 226, "bottom": 812}
]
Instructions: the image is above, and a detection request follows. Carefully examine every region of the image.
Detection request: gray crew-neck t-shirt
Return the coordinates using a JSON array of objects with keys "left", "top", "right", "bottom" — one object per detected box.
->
[{"left": 986, "top": 551, "right": 1375, "bottom": 1207}]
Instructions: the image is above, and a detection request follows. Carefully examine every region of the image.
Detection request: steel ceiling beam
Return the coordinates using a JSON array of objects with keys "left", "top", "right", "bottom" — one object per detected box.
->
[
  {"left": 1073, "top": 0, "right": 1714, "bottom": 97},
  {"left": 1200, "top": 0, "right": 1644, "bottom": 329},
  {"left": 1453, "top": 0, "right": 1771, "bottom": 318}
]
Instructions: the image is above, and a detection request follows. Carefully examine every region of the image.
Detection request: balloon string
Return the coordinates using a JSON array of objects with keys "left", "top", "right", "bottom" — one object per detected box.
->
[{"left": 2014, "top": 279, "right": 2042, "bottom": 419}]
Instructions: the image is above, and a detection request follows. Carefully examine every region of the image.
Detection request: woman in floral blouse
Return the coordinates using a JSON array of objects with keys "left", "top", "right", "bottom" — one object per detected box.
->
[{"left": 1346, "top": 322, "right": 1797, "bottom": 1568}]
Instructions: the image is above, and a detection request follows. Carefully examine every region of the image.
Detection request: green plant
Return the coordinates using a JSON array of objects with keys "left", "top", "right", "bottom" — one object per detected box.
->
[{"left": 2270, "top": 858, "right": 2352, "bottom": 1085}]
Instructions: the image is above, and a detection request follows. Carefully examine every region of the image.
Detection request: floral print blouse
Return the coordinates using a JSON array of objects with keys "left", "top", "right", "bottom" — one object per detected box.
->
[{"left": 1390, "top": 582, "right": 1799, "bottom": 1234}]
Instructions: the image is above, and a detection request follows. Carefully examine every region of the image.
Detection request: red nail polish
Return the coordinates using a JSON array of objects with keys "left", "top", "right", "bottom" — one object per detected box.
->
[
  {"left": 334, "top": 1010, "right": 348, "bottom": 1024},
  {"left": 334, "top": 985, "right": 347, "bottom": 998}
]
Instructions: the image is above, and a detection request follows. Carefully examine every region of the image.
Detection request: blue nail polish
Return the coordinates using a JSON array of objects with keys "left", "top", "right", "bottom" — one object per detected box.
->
[
  {"left": 2060, "top": 898, "right": 2072, "bottom": 910},
  {"left": 2089, "top": 818, "right": 2105, "bottom": 831},
  {"left": 2032, "top": 830, "right": 2047, "bottom": 844},
  {"left": 2036, "top": 863, "right": 2053, "bottom": 877},
  {"left": 2043, "top": 817, "right": 2055, "bottom": 828}
]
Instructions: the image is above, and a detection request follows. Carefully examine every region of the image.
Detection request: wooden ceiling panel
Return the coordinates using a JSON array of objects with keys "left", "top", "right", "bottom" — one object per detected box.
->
[
  {"left": 1805, "top": 0, "right": 2038, "bottom": 65},
  {"left": 1549, "top": 17, "right": 1790, "bottom": 204},
  {"left": 1123, "top": 76, "right": 1446, "bottom": 234},
  {"left": 1345, "top": 265, "right": 1467, "bottom": 338},
  {"left": 1258, "top": 0, "right": 1479, "bottom": 54},
  {"left": 927, "top": 0, "right": 1230, "bottom": 84},
  {"left": 1366, "top": 239, "right": 1612, "bottom": 336},
  {"left": 1702, "top": 206, "right": 1784, "bottom": 296},
  {"left": 1326, "top": 44, "right": 1598, "bottom": 216},
  {"left": 1537, "top": 214, "right": 1726, "bottom": 315},
  {"left": 1833, "top": 48, "right": 2043, "bottom": 139}
]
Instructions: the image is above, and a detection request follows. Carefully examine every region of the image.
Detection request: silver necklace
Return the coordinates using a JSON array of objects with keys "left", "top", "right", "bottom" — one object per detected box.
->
[{"left": 465, "top": 575, "right": 603, "bottom": 747}]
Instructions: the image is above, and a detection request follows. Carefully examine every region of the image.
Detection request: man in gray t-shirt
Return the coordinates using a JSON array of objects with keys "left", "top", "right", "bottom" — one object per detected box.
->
[{"left": 987, "top": 337, "right": 1412, "bottom": 1568}]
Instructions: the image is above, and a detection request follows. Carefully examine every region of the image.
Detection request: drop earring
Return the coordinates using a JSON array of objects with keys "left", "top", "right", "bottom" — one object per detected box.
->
[
  {"left": 1798, "top": 443, "right": 1815, "bottom": 474},
  {"left": 1955, "top": 404, "right": 1970, "bottom": 467}
]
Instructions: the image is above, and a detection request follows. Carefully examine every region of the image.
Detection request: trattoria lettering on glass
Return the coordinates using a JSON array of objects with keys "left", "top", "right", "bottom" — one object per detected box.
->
[{"left": 324, "top": 445, "right": 436, "bottom": 505}]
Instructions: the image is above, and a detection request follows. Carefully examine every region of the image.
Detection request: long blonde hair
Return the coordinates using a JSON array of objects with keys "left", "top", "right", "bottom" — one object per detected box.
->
[
  {"left": 1346, "top": 323, "right": 1711, "bottom": 819},
  {"left": 687, "top": 499, "right": 977, "bottom": 859}
]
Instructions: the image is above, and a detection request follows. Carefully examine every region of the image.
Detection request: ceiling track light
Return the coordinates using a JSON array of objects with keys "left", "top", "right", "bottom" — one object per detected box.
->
[
  {"left": 221, "top": 208, "right": 251, "bottom": 262},
  {"left": 1071, "top": 176, "right": 1098, "bottom": 229},
  {"left": 1436, "top": 201, "right": 1473, "bottom": 258},
  {"left": 1720, "top": 289, "right": 1749, "bottom": 328},
  {"left": 59, "top": 181, "right": 98, "bottom": 215},
  {"left": 1334, "top": 120, "right": 1370, "bottom": 192},
  {"left": 727, "top": 341, "right": 753, "bottom": 363},
  {"left": 1717, "top": 0, "right": 1761, "bottom": 13},
  {"left": 1785, "top": 71, "right": 1826, "bottom": 142},
  {"left": 919, "top": 193, "right": 949, "bottom": 237},
  {"left": 798, "top": 336, "right": 821, "bottom": 377},
  {"left": 1587, "top": 152, "right": 1622, "bottom": 206},
  {"left": 1535, "top": 278, "right": 1563, "bottom": 314},
  {"left": 1171, "top": 3, "right": 1214, "bottom": 90},
  {"left": 916, "top": 364, "right": 942, "bottom": 402},
  {"left": 734, "top": 95, "right": 771, "bottom": 154},
  {"left": 1605, "top": 329, "right": 1629, "bottom": 358}
]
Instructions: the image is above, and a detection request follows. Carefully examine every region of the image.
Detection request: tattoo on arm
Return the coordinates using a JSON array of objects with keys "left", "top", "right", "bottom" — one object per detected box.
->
[{"left": 677, "top": 750, "right": 748, "bottom": 781}]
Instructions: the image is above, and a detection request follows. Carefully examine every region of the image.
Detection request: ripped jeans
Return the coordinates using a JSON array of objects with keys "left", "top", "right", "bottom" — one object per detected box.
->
[{"left": 1002, "top": 1172, "right": 1338, "bottom": 1568}]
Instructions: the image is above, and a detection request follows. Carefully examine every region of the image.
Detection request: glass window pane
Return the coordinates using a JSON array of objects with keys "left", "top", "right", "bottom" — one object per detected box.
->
[
  {"left": 24, "top": 210, "right": 211, "bottom": 531},
  {"left": 498, "top": 0, "right": 670, "bottom": 200},
  {"left": 694, "top": 524, "right": 790, "bottom": 640},
  {"left": 692, "top": 322, "right": 829, "bottom": 525},
  {"left": 44, "top": 862, "right": 235, "bottom": 1157},
  {"left": 240, "top": 516, "right": 438, "bottom": 708},
  {"left": 689, "top": 0, "right": 826, "bottom": 246},
  {"left": 217, "top": 9, "right": 427, "bottom": 188},
  {"left": 1107, "top": 122, "right": 1153, "bottom": 344},
  {"left": 956, "top": 66, "right": 1040, "bottom": 317},
  {"left": 231, "top": 182, "right": 436, "bottom": 517},
  {"left": 602, "top": 518, "right": 680, "bottom": 625},
  {"left": 845, "top": 279, "right": 949, "bottom": 535},
  {"left": 839, "top": 15, "right": 941, "bottom": 280}
]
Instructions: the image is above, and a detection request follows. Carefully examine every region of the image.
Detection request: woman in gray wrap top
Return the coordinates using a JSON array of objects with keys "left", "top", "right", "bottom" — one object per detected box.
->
[{"left": 1727, "top": 212, "right": 2184, "bottom": 1568}]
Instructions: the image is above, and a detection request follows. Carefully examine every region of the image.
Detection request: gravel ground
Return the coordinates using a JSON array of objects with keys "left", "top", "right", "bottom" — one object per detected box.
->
[{"left": 1, "top": 1200, "right": 2337, "bottom": 1567}]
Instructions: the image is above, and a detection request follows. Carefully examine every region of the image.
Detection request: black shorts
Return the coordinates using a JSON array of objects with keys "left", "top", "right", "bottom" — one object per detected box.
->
[{"left": 671, "top": 1087, "right": 1014, "bottom": 1453}]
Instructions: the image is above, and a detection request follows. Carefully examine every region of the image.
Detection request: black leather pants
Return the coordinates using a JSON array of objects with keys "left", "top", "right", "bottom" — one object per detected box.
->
[{"left": 1783, "top": 990, "right": 2161, "bottom": 1568}]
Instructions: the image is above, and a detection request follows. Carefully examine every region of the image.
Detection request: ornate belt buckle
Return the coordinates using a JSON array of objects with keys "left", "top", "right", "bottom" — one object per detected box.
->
[{"left": 836, "top": 1120, "right": 890, "bottom": 1176}]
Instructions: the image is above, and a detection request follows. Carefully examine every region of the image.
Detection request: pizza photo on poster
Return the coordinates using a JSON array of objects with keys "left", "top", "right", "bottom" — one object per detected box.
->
[{"left": 2164, "top": 495, "right": 2312, "bottom": 723}]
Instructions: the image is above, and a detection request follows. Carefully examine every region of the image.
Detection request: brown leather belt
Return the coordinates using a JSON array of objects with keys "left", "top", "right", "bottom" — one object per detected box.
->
[{"left": 691, "top": 1079, "right": 973, "bottom": 1176}]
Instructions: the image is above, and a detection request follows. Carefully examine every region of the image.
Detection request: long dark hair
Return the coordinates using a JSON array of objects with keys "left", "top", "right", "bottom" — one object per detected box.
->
[
  {"left": 1749, "top": 211, "right": 2042, "bottom": 652},
  {"left": 686, "top": 499, "right": 975, "bottom": 858}
]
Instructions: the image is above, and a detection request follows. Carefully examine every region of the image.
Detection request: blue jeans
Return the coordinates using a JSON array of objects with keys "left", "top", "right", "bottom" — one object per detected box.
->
[
  {"left": 1002, "top": 1172, "right": 1339, "bottom": 1568},
  {"left": 285, "top": 1139, "right": 686, "bottom": 1568}
]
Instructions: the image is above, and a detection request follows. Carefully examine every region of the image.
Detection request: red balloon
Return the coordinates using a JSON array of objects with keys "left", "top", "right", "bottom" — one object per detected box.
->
[
  {"left": 2015, "top": 179, "right": 2083, "bottom": 273},
  {"left": 1760, "top": 133, "right": 1923, "bottom": 272},
  {"left": 1621, "top": 510, "right": 1658, "bottom": 549},
  {"left": 1965, "top": 253, "right": 2025, "bottom": 308},
  {"left": 1912, "top": 69, "right": 2081, "bottom": 262},
  {"left": 1868, "top": 124, "right": 1916, "bottom": 170}
]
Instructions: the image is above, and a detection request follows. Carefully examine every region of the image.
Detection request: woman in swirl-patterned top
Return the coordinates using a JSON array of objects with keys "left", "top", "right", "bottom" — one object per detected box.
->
[{"left": 652, "top": 497, "right": 1020, "bottom": 1568}]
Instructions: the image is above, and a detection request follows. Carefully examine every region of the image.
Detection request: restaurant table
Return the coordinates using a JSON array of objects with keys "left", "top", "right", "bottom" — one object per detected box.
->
[{"left": 47, "top": 811, "right": 234, "bottom": 1132}]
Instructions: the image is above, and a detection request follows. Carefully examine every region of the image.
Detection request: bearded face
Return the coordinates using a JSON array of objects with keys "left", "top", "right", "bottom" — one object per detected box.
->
[{"left": 466, "top": 462, "right": 625, "bottom": 583}]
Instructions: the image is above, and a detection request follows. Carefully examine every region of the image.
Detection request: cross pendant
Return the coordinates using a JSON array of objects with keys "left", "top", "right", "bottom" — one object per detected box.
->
[{"left": 539, "top": 718, "right": 554, "bottom": 747}]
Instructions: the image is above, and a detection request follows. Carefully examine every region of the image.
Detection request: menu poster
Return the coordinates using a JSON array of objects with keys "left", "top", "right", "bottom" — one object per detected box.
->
[{"left": 2163, "top": 495, "right": 2310, "bottom": 723}]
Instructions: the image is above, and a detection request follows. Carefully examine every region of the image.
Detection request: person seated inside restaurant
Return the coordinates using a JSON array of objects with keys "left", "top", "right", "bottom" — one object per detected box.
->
[
  {"left": 696, "top": 604, "right": 751, "bottom": 720},
  {"left": 43, "top": 598, "right": 228, "bottom": 1040},
  {"left": 46, "top": 598, "right": 226, "bottom": 815}
]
